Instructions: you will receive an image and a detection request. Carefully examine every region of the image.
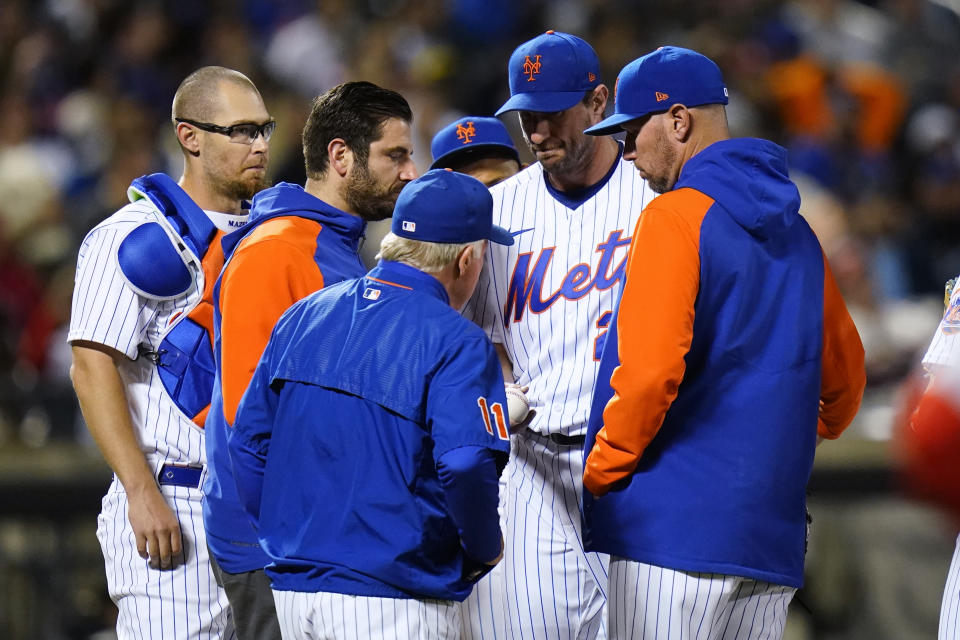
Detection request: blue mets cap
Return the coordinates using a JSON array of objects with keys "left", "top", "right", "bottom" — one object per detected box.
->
[
  {"left": 391, "top": 169, "right": 514, "bottom": 246},
  {"left": 585, "top": 46, "right": 729, "bottom": 136},
  {"left": 496, "top": 30, "right": 601, "bottom": 116},
  {"left": 429, "top": 116, "right": 520, "bottom": 170}
]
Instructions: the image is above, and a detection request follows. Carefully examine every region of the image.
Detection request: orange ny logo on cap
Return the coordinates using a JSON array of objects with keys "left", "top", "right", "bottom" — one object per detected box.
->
[
  {"left": 456, "top": 121, "right": 476, "bottom": 144},
  {"left": 655, "top": 91, "right": 670, "bottom": 102},
  {"left": 588, "top": 72, "right": 596, "bottom": 82},
  {"left": 523, "top": 55, "right": 542, "bottom": 81}
]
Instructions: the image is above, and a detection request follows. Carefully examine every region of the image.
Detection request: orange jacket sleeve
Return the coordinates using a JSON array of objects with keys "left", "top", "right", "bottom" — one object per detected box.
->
[
  {"left": 583, "top": 190, "right": 711, "bottom": 495},
  {"left": 817, "top": 252, "right": 866, "bottom": 438},
  {"left": 219, "top": 217, "right": 326, "bottom": 425}
]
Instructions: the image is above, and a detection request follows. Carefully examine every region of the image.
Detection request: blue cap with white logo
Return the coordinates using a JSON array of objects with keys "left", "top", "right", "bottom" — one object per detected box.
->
[
  {"left": 496, "top": 30, "right": 601, "bottom": 116},
  {"left": 429, "top": 116, "right": 519, "bottom": 170},
  {"left": 391, "top": 169, "right": 514, "bottom": 246},
  {"left": 585, "top": 46, "right": 729, "bottom": 136}
]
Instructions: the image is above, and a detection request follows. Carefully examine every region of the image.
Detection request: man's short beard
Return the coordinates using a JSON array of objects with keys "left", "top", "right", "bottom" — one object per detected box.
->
[
  {"left": 540, "top": 134, "right": 593, "bottom": 177},
  {"left": 648, "top": 129, "right": 678, "bottom": 194},
  {"left": 648, "top": 177, "right": 671, "bottom": 195},
  {"left": 226, "top": 174, "right": 269, "bottom": 201},
  {"left": 342, "top": 160, "right": 399, "bottom": 221},
  {"left": 208, "top": 170, "right": 268, "bottom": 203},
  {"left": 523, "top": 111, "right": 595, "bottom": 179}
]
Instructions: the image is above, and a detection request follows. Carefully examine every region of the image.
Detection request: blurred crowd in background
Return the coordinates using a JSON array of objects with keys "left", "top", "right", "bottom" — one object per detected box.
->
[
  {"left": 2, "top": 1, "right": 960, "bottom": 638},
  {"left": 1, "top": 0, "right": 959, "bottom": 451}
]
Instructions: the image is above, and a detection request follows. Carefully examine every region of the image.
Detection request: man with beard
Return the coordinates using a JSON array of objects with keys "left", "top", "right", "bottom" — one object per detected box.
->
[
  {"left": 69, "top": 66, "right": 272, "bottom": 639},
  {"left": 461, "top": 31, "right": 655, "bottom": 639},
  {"left": 203, "top": 81, "right": 416, "bottom": 639}
]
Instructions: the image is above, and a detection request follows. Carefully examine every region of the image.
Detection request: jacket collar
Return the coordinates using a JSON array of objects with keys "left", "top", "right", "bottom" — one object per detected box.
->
[
  {"left": 366, "top": 260, "right": 450, "bottom": 306},
  {"left": 221, "top": 182, "right": 366, "bottom": 257}
]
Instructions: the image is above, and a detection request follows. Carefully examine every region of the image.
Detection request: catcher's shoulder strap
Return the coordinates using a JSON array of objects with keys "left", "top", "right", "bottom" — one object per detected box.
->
[{"left": 117, "top": 173, "right": 217, "bottom": 300}]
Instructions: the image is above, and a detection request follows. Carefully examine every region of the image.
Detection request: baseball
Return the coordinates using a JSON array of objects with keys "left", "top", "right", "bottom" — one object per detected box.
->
[{"left": 506, "top": 387, "right": 530, "bottom": 425}]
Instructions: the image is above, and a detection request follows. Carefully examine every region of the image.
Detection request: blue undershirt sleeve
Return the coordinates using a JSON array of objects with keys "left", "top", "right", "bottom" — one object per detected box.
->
[{"left": 436, "top": 445, "right": 502, "bottom": 563}]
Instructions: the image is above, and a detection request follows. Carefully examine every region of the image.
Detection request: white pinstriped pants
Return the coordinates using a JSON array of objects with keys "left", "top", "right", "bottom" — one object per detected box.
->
[
  {"left": 607, "top": 559, "right": 795, "bottom": 640},
  {"left": 460, "top": 473, "right": 508, "bottom": 639},
  {"left": 460, "top": 561, "right": 507, "bottom": 639},
  {"left": 503, "top": 431, "right": 609, "bottom": 640},
  {"left": 273, "top": 589, "right": 461, "bottom": 639},
  {"left": 940, "top": 534, "right": 960, "bottom": 639},
  {"left": 96, "top": 478, "right": 235, "bottom": 640}
]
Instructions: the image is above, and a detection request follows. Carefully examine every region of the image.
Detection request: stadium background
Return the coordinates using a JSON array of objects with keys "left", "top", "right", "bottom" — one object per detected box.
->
[{"left": 1, "top": 0, "right": 960, "bottom": 637}]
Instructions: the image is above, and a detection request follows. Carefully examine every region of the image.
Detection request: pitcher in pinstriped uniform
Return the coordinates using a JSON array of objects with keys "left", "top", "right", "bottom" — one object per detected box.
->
[{"left": 462, "top": 31, "right": 655, "bottom": 639}]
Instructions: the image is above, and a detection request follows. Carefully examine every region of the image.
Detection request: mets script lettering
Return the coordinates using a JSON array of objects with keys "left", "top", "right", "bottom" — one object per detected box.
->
[{"left": 504, "top": 230, "right": 631, "bottom": 324}]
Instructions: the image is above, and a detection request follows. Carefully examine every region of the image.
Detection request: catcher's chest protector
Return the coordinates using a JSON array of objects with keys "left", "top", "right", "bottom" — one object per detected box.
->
[{"left": 118, "top": 173, "right": 224, "bottom": 428}]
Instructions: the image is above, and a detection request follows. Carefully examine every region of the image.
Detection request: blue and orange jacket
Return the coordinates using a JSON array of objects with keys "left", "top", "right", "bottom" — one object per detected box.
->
[
  {"left": 203, "top": 182, "right": 366, "bottom": 573},
  {"left": 582, "top": 138, "right": 865, "bottom": 588}
]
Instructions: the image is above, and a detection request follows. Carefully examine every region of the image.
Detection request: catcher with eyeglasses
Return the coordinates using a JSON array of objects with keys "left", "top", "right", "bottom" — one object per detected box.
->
[{"left": 69, "top": 65, "right": 273, "bottom": 640}]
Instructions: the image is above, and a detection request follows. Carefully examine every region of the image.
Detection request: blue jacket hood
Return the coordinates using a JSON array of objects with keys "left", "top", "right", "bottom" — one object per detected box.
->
[
  {"left": 222, "top": 182, "right": 366, "bottom": 256},
  {"left": 675, "top": 138, "right": 800, "bottom": 238}
]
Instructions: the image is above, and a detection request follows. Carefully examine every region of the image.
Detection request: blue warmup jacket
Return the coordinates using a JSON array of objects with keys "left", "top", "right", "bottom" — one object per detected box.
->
[
  {"left": 203, "top": 183, "right": 366, "bottom": 573},
  {"left": 227, "top": 260, "right": 511, "bottom": 600},
  {"left": 583, "top": 138, "right": 865, "bottom": 588}
]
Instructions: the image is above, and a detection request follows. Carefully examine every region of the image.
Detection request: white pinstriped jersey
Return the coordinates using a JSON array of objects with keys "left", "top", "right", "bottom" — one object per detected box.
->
[
  {"left": 923, "top": 278, "right": 960, "bottom": 369},
  {"left": 69, "top": 200, "right": 223, "bottom": 467},
  {"left": 464, "top": 156, "right": 654, "bottom": 437},
  {"left": 462, "top": 152, "right": 652, "bottom": 640}
]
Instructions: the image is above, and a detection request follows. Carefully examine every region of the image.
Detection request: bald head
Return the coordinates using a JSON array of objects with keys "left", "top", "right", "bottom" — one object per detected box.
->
[
  {"left": 689, "top": 103, "right": 730, "bottom": 134},
  {"left": 171, "top": 66, "right": 271, "bottom": 213},
  {"left": 171, "top": 66, "right": 261, "bottom": 124}
]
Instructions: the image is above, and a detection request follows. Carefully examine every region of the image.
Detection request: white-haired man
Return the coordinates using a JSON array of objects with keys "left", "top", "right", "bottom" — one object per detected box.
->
[{"left": 227, "top": 169, "right": 514, "bottom": 638}]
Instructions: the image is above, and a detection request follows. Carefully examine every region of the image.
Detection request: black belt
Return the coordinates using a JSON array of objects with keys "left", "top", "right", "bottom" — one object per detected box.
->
[
  {"left": 527, "top": 429, "right": 586, "bottom": 446},
  {"left": 157, "top": 464, "right": 204, "bottom": 488}
]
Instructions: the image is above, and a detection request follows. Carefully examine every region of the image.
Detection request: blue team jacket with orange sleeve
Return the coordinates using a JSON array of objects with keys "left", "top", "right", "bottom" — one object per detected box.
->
[
  {"left": 204, "top": 183, "right": 366, "bottom": 573},
  {"left": 582, "top": 138, "right": 865, "bottom": 588}
]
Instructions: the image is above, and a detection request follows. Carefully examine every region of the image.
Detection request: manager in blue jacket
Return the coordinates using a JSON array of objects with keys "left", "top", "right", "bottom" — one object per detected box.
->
[
  {"left": 582, "top": 47, "right": 866, "bottom": 639},
  {"left": 227, "top": 168, "right": 515, "bottom": 639}
]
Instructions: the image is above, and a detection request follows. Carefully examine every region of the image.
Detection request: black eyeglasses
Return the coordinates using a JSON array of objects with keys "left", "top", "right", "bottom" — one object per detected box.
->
[{"left": 175, "top": 118, "right": 276, "bottom": 144}]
